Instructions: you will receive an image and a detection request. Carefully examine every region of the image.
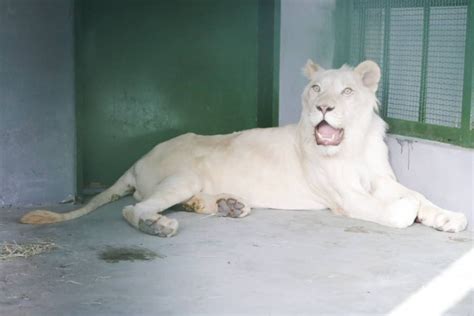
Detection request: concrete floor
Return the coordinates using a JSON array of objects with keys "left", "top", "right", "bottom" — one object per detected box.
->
[{"left": 1, "top": 197, "right": 472, "bottom": 315}]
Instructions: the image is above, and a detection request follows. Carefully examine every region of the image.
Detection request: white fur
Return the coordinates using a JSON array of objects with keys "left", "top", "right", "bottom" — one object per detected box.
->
[{"left": 21, "top": 60, "right": 468, "bottom": 235}]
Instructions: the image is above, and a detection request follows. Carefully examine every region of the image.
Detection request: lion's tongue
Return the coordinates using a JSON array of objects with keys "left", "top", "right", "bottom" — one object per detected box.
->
[
  {"left": 317, "top": 122, "right": 339, "bottom": 137},
  {"left": 315, "top": 121, "right": 343, "bottom": 146}
]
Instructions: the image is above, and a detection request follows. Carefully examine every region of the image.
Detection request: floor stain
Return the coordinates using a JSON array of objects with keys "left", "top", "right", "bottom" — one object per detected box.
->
[
  {"left": 345, "top": 226, "right": 369, "bottom": 233},
  {"left": 448, "top": 237, "right": 472, "bottom": 243},
  {"left": 344, "top": 226, "right": 386, "bottom": 234},
  {"left": 98, "top": 246, "right": 164, "bottom": 263}
]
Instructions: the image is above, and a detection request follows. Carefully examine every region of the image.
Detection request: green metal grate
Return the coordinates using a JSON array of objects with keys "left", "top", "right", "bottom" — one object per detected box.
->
[
  {"left": 425, "top": 5, "right": 467, "bottom": 127},
  {"left": 387, "top": 6, "right": 424, "bottom": 122},
  {"left": 366, "top": 6, "right": 386, "bottom": 103},
  {"left": 348, "top": 0, "right": 473, "bottom": 147}
]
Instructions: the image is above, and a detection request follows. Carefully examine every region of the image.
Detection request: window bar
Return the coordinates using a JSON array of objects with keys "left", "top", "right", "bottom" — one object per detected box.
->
[
  {"left": 381, "top": 0, "right": 391, "bottom": 118},
  {"left": 460, "top": 0, "right": 473, "bottom": 145},
  {"left": 418, "top": 0, "right": 431, "bottom": 124},
  {"left": 358, "top": 1, "right": 367, "bottom": 62}
]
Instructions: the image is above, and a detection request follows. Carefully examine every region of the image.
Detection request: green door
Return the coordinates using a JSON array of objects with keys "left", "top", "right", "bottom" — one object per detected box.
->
[{"left": 75, "top": 0, "right": 279, "bottom": 191}]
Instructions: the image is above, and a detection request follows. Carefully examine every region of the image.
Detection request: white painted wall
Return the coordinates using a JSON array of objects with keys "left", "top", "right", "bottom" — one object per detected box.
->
[
  {"left": 279, "top": 0, "right": 474, "bottom": 229},
  {"left": 279, "top": 0, "right": 337, "bottom": 126},
  {"left": 387, "top": 136, "right": 473, "bottom": 229}
]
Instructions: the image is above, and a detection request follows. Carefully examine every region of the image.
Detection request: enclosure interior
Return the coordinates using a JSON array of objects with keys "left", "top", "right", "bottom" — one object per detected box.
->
[{"left": 0, "top": 0, "right": 473, "bottom": 315}]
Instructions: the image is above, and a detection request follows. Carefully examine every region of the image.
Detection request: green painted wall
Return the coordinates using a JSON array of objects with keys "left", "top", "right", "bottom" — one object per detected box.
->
[{"left": 76, "top": 0, "right": 278, "bottom": 189}]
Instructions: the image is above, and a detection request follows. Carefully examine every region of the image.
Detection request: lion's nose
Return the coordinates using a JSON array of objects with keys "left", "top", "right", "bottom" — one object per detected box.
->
[{"left": 316, "top": 105, "right": 334, "bottom": 115}]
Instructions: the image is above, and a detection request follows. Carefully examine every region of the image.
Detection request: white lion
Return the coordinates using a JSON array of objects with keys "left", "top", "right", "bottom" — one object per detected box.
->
[{"left": 21, "top": 60, "right": 468, "bottom": 236}]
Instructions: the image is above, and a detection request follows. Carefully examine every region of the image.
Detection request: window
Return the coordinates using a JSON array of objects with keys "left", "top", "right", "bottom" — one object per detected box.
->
[{"left": 348, "top": 0, "right": 473, "bottom": 147}]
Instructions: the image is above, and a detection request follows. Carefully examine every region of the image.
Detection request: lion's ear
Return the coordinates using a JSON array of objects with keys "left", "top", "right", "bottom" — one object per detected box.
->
[
  {"left": 354, "top": 60, "right": 381, "bottom": 92},
  {"left": 302, "top": 59, "right": 321, "bottom": 80}
]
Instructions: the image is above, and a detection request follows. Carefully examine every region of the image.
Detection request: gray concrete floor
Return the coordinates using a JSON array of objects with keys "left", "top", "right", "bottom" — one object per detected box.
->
[{"left": 1, "top": 197, "right": 473, "bottom": 315}]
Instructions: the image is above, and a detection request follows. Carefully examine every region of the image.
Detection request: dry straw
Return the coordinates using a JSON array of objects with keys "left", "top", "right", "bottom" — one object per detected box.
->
[{"left": 0, "top": 240, "right": 56, "bottom": 260}]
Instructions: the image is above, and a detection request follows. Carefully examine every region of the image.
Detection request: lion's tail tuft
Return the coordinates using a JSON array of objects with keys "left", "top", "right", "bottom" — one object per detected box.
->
[{"left": 20, "top": 210, "right": 64, "bottom": 224}]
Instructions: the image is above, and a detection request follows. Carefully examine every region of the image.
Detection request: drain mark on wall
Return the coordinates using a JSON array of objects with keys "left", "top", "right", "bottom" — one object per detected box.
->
[{"left": 396, "top": 138, "right": 415, "bottom": 170}]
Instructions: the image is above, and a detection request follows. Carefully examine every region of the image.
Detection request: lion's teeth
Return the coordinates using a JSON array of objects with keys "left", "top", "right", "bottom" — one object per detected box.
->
[{"left": 317, "top": 131, "right": 340, "bottom": 142}]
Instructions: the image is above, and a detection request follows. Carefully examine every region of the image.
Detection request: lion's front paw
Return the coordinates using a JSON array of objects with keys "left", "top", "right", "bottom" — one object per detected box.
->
[
  {"left": 386, "top": 197, "right": 420, "bottom": 228},
  {"left": 431, "top": 212, "right": 467, "bottom": 233},
  {"left": 417, "top": 206, "right": 468, "bottom": 233}
]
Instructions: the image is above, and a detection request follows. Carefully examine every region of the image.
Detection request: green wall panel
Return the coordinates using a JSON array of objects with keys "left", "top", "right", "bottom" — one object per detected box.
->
[{"left": 76, "top": 0, "right": 278, "bottom": 188}]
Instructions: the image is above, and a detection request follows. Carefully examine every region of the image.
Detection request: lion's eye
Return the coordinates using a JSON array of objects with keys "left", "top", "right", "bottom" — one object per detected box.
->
[
  {"left": 342, "top": 87, "right": 353, "bottom": 95},
  {"left": 311, "top": 84, "right": 321, "bottom": 93}
]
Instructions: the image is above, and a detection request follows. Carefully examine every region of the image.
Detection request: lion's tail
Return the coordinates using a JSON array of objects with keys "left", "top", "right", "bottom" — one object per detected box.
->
[{"left": 20, "top": 171, "right": 135, "bottom": 225}]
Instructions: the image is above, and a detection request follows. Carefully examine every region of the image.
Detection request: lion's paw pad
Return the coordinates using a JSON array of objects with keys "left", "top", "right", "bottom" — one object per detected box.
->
[
  {"left": 216, "top": 198, "right": 247, "bottom": 218},
  {"left": 138, "top": 215, "right": 178, "bottom": 237}
]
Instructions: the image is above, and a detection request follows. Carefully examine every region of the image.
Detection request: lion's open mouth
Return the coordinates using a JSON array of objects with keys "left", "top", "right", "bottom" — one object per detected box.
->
[{"left": 315, "top": 121, "right": 344, "bottom": 146}]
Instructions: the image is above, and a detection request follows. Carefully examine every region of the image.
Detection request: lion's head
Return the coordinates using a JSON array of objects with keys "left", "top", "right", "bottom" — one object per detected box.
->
[{"left": 299, "top": 60, "right": 382, "bottom": 156}]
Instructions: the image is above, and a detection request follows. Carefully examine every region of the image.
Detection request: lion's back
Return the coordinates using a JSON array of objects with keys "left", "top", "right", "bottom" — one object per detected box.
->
[{"left": 131, "top": 125, "right": 310, "bottom": 205}]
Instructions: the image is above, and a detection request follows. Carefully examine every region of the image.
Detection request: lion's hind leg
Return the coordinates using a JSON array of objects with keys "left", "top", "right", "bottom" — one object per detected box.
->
[
  {"left": 183, "top": 193, "right": 251, "bottom": 218},
  {"left": 122, "top": 172, "right": 202, "bottom": 237}
]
